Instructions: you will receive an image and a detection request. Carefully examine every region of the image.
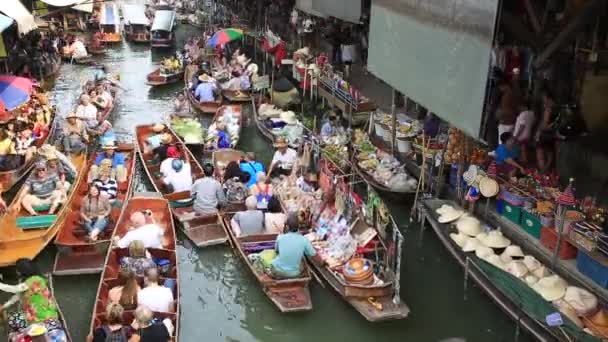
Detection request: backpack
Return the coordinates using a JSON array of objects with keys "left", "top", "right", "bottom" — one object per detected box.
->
[{"left": 102, "top": 326, "right": 128, "bottom": 342}]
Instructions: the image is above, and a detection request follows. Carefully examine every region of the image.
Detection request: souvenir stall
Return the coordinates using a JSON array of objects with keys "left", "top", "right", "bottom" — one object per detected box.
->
[
  {"left": 255, "top": 104, "right": 306, "bottom": 148},
  {"left": 370, "top": 110, "right": 422, "bottom": 155}
]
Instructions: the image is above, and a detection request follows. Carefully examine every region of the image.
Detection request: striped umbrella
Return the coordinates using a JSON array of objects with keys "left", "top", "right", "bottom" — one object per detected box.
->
[
  {"left": 0, "top": 76, "right": 33, "bottom": 111},
  {"left": 206, "top": 28, "right": 243, "bottom": 47}
]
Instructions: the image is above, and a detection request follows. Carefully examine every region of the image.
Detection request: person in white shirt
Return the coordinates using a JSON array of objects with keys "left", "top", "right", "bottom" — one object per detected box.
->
[
  {"left": 159, "top": 146, "right": 181, "bottom": 178},
  {"left": 138, "top": 267, "right": 175, "bottom": 313},
  {"left": 71, "top": 39, "right": 88, "bottom": 59},
  {"left": 96, "top": 84, "right": 113, "bottom": 107},
  {"left": 75, "top": 94, "right": 98, "bottom": 128},
  {"left": 114, "top": 212, "right": 165, "bottom": 249},
  {"left": 162, "top": 159, "right": 193, "bottom": 194},
  {"left": 269, "top": 138, "right": 297, "bottom": 177},
  {"left": 513, "top": 100, "right": 536, "bottom": 164}
]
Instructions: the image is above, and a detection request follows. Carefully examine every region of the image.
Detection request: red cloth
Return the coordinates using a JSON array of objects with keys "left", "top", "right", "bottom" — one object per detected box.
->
[{"left": 261, "top": 39, "right": 286, "bottom": 67}]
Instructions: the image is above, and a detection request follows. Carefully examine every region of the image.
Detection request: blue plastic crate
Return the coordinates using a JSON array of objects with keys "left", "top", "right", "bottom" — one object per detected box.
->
[
  {"left": 576, "top": 251, "right": 608, "bottom": 288},
  {"left": 496, "top": 199, "right": 504, "bottom": 215}
]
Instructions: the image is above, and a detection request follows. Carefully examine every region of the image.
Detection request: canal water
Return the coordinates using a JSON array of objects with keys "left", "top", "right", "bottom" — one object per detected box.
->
[{"left": 0, "top": 23, "right": 534, "bottom": 342}]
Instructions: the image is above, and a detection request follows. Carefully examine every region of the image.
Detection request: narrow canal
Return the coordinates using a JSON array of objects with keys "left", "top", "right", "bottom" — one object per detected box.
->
[{"left": 1, "top": 21, "right": 533, "bottom": 342}]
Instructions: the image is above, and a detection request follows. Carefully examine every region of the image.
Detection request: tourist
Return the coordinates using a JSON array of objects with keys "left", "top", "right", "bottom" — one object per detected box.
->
[
  {"left": 496, "top": 81, "right": 518, "bottom": 138},
  {"left": 120, "top": 240, "right": 156, "bottom": 277},
  {"left": 130, "top": 305, "right": 173, "bottom": 341},
  {"left": 268, "top": 137, "right": 297, "bottom": 177},
  {"left": 32, "top": 107, "right": 51, "bottom": 141},
  {"left": 92, "top": 165, "right": 118, "bottom": 199},
  {"left": 138, "top": 267, "right": 175, "bottom": 313},
  {"left": 536, "top": 90, "right": 557, "bottom": 173},
  {"left": 89, "top": 89, "right": 108, "bottom": 109},
  {"left": 213, "top": 122, "right": 232, "bottom": 149},
  {"left": 96, "top": 83, "right": 113, "bottom": 107},
  {"left": 224, "top": 161, "right": 247, "bottom": 183},
  {"left": 146, "top": 123, "right": 166, "bottom": 150},
  {"left": 0, "top": 128, "right": 15, "bottom": 168},
  {"left": 160, "top": 146, "right": 181, "bottom": 176},
  {"left": 270, "top": 214, "right": 323, "bottom": 278},
  {"left": 320, "top": 112, "right": 338, "bottom": 137},
  {"left": 88, "top": 303, "right": 131, "bottom": 342},
  {"left": 153, "top": 133, "right": 173, "bottom": 162},
  {"left": 162, "top": 158, "right": 193, "bottom": 194},
  {"left": 45, "top": 154, "right": 70, "bottom": 190},
  {"left": 174, "top": 92, "right": 191, "bottom": 117},
  {"left": 513, "top": 99, "right": 535, "bottom": 164},
  {"left": 0, "top": 258, "right": 59, "bottom": 326},
  {"left": 223, "top": 70, "right": 242, "bottom": 90},
  {"left": 192, "top": 163, "right": 226, "bottom": 215},
  {"left": 108, "top": 269, "right": 140, "bottom": 310},
  {"left": 80, "top": 184, "right": 111, "bottom": 241},
  {"left": 114, "top": 212, "right": 165, "bottom": 249},
  {"left": 493, "top": 132, "right": 525, "bottom": 177},
  {"left": 194, "top": 74, "right": 217, "bottom": 102},
  {"left": 296, "top": 172, "right": 317, "bottom": 193},
  {"left": 264, "top": 196, "right": 287, "bottom": 234},
  {"left": 223, "top": 161, "right": 248, "bottom": 203},
  {"left": 62, "top": 112, "right": 88, "bottom": 155},
  {"left": 14, "top": 125, "right": 36, "bottom": 165},
  {"left": 249, "top": 171, "right": 272, "bottom": 210},
  {"left": 89, "top": 142, "right": 126, "bottom": 183},
  {"left": 89, "top": 120, "right": 116, "bottom": 146},
  {"left": 17, "top": 161, "right": 65, "bottom": 216},
  {"left": 76, "top": 94, "right": 99, "bottom": 128},
  {"left": 240, "top": 152, "right": 265, "bottom": 188},
  {"left": 231, "top": 196, "right": 264, "bottom": 237}
]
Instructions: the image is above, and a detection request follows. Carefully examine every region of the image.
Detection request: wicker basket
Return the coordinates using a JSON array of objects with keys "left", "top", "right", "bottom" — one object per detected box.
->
[{"left": 569, "top": 230, "right": 597, "bottom": 252}]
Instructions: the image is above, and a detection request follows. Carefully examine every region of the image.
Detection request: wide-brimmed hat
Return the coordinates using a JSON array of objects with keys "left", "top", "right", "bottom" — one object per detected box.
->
[
  {"left": 161, "top": 133, "right": 173, "bottom": 144},
  {"left": 475, "top": 245, "right": 495, "bottom": 259},
  {"left": 523, "top": 255, "right": 541, "bottom": 272},
  {"left": 153, "top": 123, "right": 166, "bottom": 133},
  {"left": 455, "top": 215, "right": 482, "bottom": 237},
  {"left": 483, "top": 254, "right": 507, "bottom": 270},
  {"left": 280, "top": 111, "right": 298, "bottom": 125},
  {"left": 38, "top": 144, "right": 57, "bottom": 160},
  {"left": 462, "top": 236, "right": 483, "bottom": 253},
  {"left": 500, "top": 245, "right": 524, "bottom": 263},
  {"left": 479, "top": 176, "right": 500, "bottom": 197},
  {"left": 198, "top": 73, "right": 211, "bottom": 82},
  {"left": 274, "top": 137, "right": 288, "bottom": 148},
  {"left": 478, "top": 229, "right": 511, "bottom": 248},
  {"left": 449, "top": 232, "right": 471, "bottom": 248},
  {"left": 435, "top": 204, "right": 453, "bottom": 215},
  {"left": 532, "top": 265, "right": 552, "bottom": 278},
  {"left": 66, "top": 112, "right": 80, "bottom": 119},
  {"left": 524, "top": 275, "right": 539, "bottom": 286},
  {"left": 563, "top": 286, "right": 598, "bottom": 316},
  {"left": 438, "top": 207, "right": 464, "bottom": 224},
  {"left": 583, "top": 310, "right": 608, "bottom": 338},
  {"left": 504, "top": 260, "right": 528, "bottom": 278},
  {"left": 246, "top": 63, "right": 259, "bottom": 75},
  {"left": 462, "top": 165, "right": 479, "bottom": 186},
  {"left": 101, "top": 142, "right": 118, "bottom": 150},
  {"left": 532, "top": 275, "right": 567, "bottom": 301}
]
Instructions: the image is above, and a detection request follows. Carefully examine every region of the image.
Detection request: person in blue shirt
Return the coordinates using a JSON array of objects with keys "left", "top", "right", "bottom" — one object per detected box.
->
[
  {"left": 88, "top": 142, "right": 127, "bottom": 183},
  {"left": 494, "top": 132, "right": 525, "bottom": 177},
  {"left": 270, "top": 214, "right": 325, "bottom": 279},
  {"left": 194, "top": 74, "right": 217, "bottom": 102},
  {"left": 239, "top": 152, "right": 265, "bottom": 188},
  {"left": 214, "top": 123, "right": 231, "bottom": 149},
  {"left": 320, "top": 111, "right": 339, "bottom": 137}
]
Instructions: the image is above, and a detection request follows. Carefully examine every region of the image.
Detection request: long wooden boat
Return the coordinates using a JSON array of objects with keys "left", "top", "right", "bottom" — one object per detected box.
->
[
  {"left": 146, "top": 68, "right": 184, "bottom": 86},
  {"left": 184, "top": 65, "right": 223, "bottom": 115},
  {"left": 123, "top": 4, "right": 150, "bottom": 43},
  {"left": 351, "top": 160, "right": 416, "bottom": 195},
  {"left": 0, "top": 152, "right": 87, "bottom": 267},
  {"left": 99, "top": 2, "right": 122, "bottom": 43},
  {"left": 203, "top": 105, "right": 242, "bottom": 155},
  {"left": 0, "top": 109, "right": 56, "bottom": 193},
  {"left": 223, "top": 89, "right": 251, "bottom": 102},
  {"left": 135, "top": 124, "right": 228, "bottom": 247},
  {"left": 150, "top": 9, "right": 176, "bottom": 48},
  {"left": 89, "top": 195, "right": 179, "bottom": 341},
  {"left": 221, "top": 214, "right": 313, "bottom": 312},
  {"left": 212, "top": 148, "right": 246, "bottom": 212},
  {"left": 53, "top": 145, "right": 136, "bottom": 275},
  {"left": 251, "top": 99, "right": 275, "bottom": 144}
]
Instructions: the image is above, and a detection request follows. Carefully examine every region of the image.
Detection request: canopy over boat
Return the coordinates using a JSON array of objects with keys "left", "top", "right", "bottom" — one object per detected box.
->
[
  {"left": 151, "top": 10, "right": 175, "bottom": 32},
  {"left": 0, "top": 0, "right": 37, "bottom": 34},
  {"left": 39, "top": 0, "right": 93, "bottom": 13},
  {"left": 100, "top": 2, "right": 119, "bottom": 26},
  {"left": 123, "top": 4, "right": 149, "bottom": 26}
]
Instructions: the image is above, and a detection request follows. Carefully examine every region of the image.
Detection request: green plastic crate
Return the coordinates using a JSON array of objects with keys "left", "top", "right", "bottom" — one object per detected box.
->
[
  {"left": 521, "top": 210, "right": 542, "bottom": 239},
  {"left": 502, "top": 202, "right": 522, "bottom": 225},
  {"left": 16, "top": 215, "right": 57, "bottom": 229}
]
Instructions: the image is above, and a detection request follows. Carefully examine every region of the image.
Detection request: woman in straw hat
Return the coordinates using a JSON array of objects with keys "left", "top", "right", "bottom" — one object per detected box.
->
[
  {"left": 88, "top": 142, "right": 126, "bottom": 183},
  {"left": 194, "top": 73, "right": 218, "bottom": 103},
  {"left": 61, "top": 112, "right": 89, "bottom": 155}
]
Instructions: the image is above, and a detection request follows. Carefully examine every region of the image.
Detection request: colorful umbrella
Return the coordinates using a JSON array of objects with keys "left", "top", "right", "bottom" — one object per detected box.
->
[
  {"left": 207, "top": 28, "right": 243, "bottom": 47},
  {"left": 0, "top": 76, "right": 33, "bottom": 111}
]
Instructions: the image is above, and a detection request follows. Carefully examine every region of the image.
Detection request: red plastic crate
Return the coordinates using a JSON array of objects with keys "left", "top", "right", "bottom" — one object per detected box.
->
[{"left": 540, "top": 227, "right": 578, "bottom": 260}]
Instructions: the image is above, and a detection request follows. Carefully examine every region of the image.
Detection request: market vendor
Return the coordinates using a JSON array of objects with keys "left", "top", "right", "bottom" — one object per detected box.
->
[
  {"left": 320, "top": 112, "right": 339, "bottom": 137},
  {"left": 268, "top": 138, "right": 297, "bottom": 178},
  {"left": 213, "top": 122, "right": 232, "bottom": 149},
  {"left": 297, "top": 172, "right": 318, "bottom": 193},
  {"left": 194, "top": 74, "right": 218, "bottom": 103},
  {"left": 222, "top": 70, "right": 243, "bottom": 90},
  {"left": 174, "top": 93, "right": 191, "bottom": 118},
  {"left": 270, "top": 214, "right": 324, "bottom": 279},
  {"left": 240, "top": 152, "right": 265, "bottom": 188},
  {"left": 493, "top": 132, "right": 525, "bottom": 177}
]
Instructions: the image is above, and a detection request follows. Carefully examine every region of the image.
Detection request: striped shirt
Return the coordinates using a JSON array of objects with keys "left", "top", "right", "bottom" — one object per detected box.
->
[{"left": 92, "top": 178, "right": 118, "bottom": 199}]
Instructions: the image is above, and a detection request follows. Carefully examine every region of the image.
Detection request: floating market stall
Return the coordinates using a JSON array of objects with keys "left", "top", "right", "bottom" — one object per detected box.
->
[
  {"left": 170, "top": 117, "right": 205, "bottom": 145},
  {"left": 254, "top": 102, "right": 305, "bottom": 148},
  {"left": 203, "top": 105, "right": 242, "bottom": 154}
]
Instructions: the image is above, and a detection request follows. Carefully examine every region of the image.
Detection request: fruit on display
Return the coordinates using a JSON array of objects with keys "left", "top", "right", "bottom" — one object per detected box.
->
[{"left": 444, "top": 127, "right": 464, "bottom": 164}]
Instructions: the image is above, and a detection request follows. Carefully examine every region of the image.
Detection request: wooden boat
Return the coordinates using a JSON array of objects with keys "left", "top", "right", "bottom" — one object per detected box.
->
[
  {"left": 150, "top": 9, "right": 176, "bottom": 48},
  {"left": 212, "top": 148, "right": 246, "bottom": 212},
  {"left": 146, "top": 67, "right": 184, "bottom": 86},
  {"left": 0, "top": 152, "right": 87, "bottom": 267},
  {"left": 49, "top": 274, "right": 73, "bottom": 341},
  {"left": 123, "top": 4, "right": 150, "bottom": 43},
  {"left": 89, "top": 195, "right": 180, "bottom": 341},
  {"left": 135, "top": 124, "right": 228, "bottom": 247},
  {"left": 251, "top": 100, "right": 275, "bottom": 144},
  {"left": 184, "top": 65, "right": 222, "bottom": 115},
  {"left": 0, "top": 110, "right": 56, "bottom": 193},
  {"left": 223, "top": 89, "right": 251, "bottom": 102},
  {"left": 98, "top": 2, "right": 122, "bottom": 43},
  {"left": 418, "top": 198, "right": 561, "bottom": 341},
  {"left": 203, "top": 105, "right": 243, "bottom": 155},
  {"left": 221, "top": 214, "right": 313, "bottom": 312},
  {"left": 351, "top": 160, "right": 416, "bottom": 195},
  {"left": 53, "top": 145, "right": 136, "bottom": 275}
]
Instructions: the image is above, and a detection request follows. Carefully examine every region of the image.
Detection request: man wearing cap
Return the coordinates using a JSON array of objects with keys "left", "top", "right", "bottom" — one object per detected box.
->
[
  {"left": 194, "top": 74, "right": 217, "bottom": 103},
  {"left": 16, "top": 161, "right": 66, "bottom": 216},
  {"left": 239, "top": 152, "right": 265, "bottom": 188},
  {"left": 88, "top": 142, "right": 126, "bottom": 183},
  {"left": 75, "top": 94, "right": 99, "bottom": 128},
  {"left": 62, "top": 112, "right": 89, "bottom": 155},
  {"left": 159, "top": 146, "right": 184, "bottom": 180},
  {"left": 269, "top": 138, "right": 297, "bottom": 177},
  {"left": 162, "top": 157, "right": 192, "bottom": 194}
]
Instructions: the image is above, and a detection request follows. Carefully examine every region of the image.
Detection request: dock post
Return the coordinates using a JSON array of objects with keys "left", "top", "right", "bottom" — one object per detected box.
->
[{"left": 463, "top": 257, "right": 470, "bottom": 301}]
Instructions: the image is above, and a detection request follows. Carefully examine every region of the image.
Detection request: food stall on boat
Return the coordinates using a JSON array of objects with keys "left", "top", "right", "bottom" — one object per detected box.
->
[
  {"left": 150, "top": 9, "right": 176, "bottom": 48},
  {"left": 122, "top": 4, "right": 150, "bottom": 43},
  {"left": 98, "top": 2, "right": 121, "bottom": 43}
]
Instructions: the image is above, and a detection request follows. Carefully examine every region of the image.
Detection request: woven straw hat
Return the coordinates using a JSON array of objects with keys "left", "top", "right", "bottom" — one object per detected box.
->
[
  {"left": 435, "top": 204, "right": 452, "bottom": 215},
  {"left": 475, "top": 245, "right": 494, "bottom": 259},
  {"left": 532, "top": 266, "right": 552, "bottom": 279},
  {"left": 583, "top": 310, "right": 608, "bottom": 338},
  {"left": 532, "top": 275, "right": 567, "bottom": 301},
  {"left": 500, "top": 245, "right": 525, "bottom": 263},
  {"left": 153, "top": 123, "right": 166, "bottom": 133},
  {"left": 483, "top": 254, "right": 507, "bottom": 270},
  {"left": 523, "top": 255, "right": 542, "bottom": 272},
  {"left": 504, "top": 260, "right": 528, "bottom": 278},
  {"left": 455, "top": 215, "right": 482, "bottom": 237},
  {"left": 478, "top": 229, "right": 511, "bottom": 248},
  {"left": 462, "top": 237, "right": 483, "bottom": 253},
  {"left": 524, "top": 275, "right": 539, "bottom": 286},
  {"left": 449, "top": 232, "right": 471, "bottom": 248},
  {"left": 462, "top": 165, "right": 479, "bottom": 185},
  {"left": 438, "top": 207, "right": 464, "bottom": 223},
  {"left": 553, "top": 299, "right": 584, "bottom": 328},
  {"left": 563, "top": 286, "right": 598, "bottom": 316},
  {"left": 479, "top": 176, "right": 500, "bottom": 197}
]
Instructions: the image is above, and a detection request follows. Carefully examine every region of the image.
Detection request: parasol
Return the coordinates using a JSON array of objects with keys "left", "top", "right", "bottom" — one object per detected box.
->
[
  {"left": 206, "top": 28, "right": 243, "bottom": 47},
  {"left": 0, "top": 76, "right": 33, "bottom": 111}
]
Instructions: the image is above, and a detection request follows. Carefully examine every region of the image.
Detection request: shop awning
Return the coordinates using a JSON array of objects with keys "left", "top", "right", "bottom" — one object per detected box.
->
[
  {"left": 151, "top": 10, "right": 175, "bottom": 32},
  {"left": 0, "top": 0, "right": 38, "bottom": 35},
  {"left": 100, "top": 2, "right": 119, "bottom": 26},
  {"left": 0, "top": 14, "right": 14, "bottom": 33},
  {"left": 38, "top": 0, "right": 93, "bottom": 13},
  {"left": 123, "top": 4, "right": 149, "bottom": 26}
]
